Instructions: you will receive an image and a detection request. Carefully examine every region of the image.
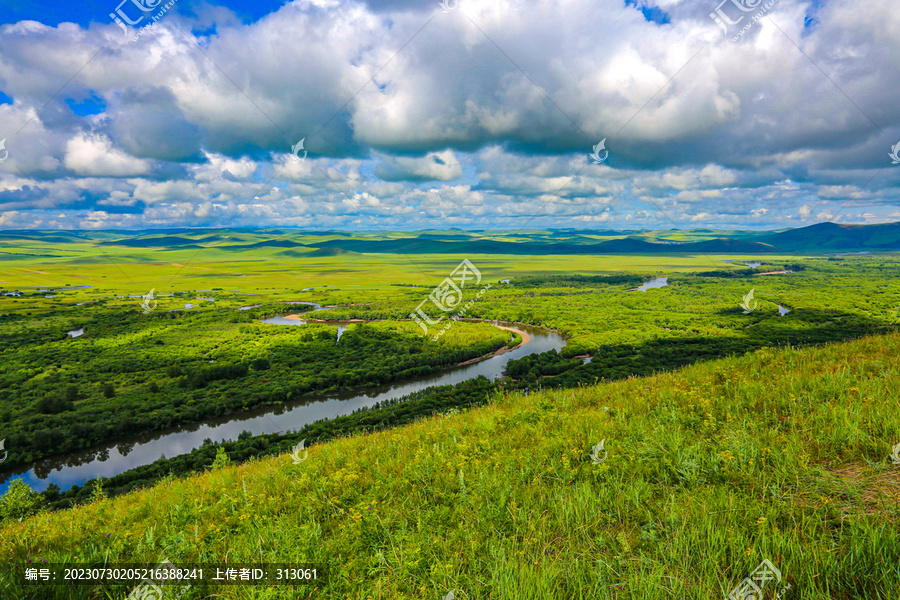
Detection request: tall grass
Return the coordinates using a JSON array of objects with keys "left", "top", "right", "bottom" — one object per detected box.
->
[{"left": 2, "top": 334, "right": 899, "bottom": 599}]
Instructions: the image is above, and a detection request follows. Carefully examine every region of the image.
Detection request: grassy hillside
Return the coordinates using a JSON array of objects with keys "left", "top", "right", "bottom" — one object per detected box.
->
[
  {"left": 4, "top": 223, "right": 900, "bottom": 265},
  {"left": 2, "top": 334, "right": 900, "bottom": 599}
]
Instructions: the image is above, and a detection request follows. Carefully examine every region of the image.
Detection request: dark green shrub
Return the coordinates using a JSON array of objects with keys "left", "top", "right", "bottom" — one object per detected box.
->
[{"left": 0, "top": 480, "right": 42, "bottom": 521}]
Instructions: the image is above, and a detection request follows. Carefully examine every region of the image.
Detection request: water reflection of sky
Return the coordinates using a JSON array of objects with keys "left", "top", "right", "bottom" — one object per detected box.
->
[
  {"left": 1, "top": 325, "right": 564, "bottom": 494},
  {"left": 635, "top": 276, "right": 668, "bottom": 291}
]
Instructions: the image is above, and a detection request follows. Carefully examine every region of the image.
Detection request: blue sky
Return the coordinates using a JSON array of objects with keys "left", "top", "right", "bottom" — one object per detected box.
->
[
  {"left": 0, "top": 0, "right": 898, "bottom": 231},
  {"left": 0, "top": 0, "right": 283, "bottom": 27}
]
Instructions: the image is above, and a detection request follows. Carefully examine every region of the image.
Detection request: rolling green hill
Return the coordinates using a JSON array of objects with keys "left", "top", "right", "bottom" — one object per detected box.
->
[
  {"left": 3, "top": 333, "right": 898, "bottom": 599},
  {"left": 755, "top": 222, "right": 900, "bottom": 251},
  {"left": 8, "top": 221, "right": 895, "bottom": 257}
]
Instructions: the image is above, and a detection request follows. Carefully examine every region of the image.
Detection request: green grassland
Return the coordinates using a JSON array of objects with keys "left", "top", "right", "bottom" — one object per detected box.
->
[
  {"left": 2, "top": 332, "right": 899, "bottom": 598},
  {"left": 1, "top": 233, "right": 899, "bottom": 470},
  {"left": 0, "top": 226, "right": 828, "bottom": 293},
  {"left": 1, "top": 229, "right": 900, "bottom": 598}
]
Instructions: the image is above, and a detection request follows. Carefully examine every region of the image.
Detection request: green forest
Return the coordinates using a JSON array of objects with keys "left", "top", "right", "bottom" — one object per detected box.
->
[{"left": 0, "top": 303, "right": 512, "bottom": 468}]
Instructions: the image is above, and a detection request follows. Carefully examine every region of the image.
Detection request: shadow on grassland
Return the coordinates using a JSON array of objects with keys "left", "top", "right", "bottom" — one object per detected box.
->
[{"left": 507, "top": 307, "right": 893, "bottom": 388}]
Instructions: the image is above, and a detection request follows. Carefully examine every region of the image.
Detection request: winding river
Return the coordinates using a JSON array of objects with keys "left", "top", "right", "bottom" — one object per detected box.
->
[{"left": 1, "top": 319, "right": 565, "bottom": 494}]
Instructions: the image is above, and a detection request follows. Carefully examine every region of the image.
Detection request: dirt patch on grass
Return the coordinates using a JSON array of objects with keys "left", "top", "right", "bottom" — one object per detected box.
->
[{"left": 813, "top": 463, "right": 900, "bottom": 514}]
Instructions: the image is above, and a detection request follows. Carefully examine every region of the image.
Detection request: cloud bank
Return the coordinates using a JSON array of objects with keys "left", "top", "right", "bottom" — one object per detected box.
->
[{"left": 0, "top": 0, "right": 898, "bottom": 230}]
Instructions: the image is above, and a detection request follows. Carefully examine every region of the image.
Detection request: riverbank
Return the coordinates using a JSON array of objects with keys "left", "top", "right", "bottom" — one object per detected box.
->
[
  {"left": 282, "top": 313, "right": 366, "bottom": 323},
  {"left": 1, "top": 323, "right": 565, "bottom": 496},
  {"left": 266, "top": 314, "right": 534, "bottom": 368},
  {"left": 456, "top": 324, "right": 530, "bottom": 367},
  {"left": 273, "top": 312, "right": 536, "bottom": 349},
  {"left": 495, "top": 324, "right": 531, "bottom": 344}
]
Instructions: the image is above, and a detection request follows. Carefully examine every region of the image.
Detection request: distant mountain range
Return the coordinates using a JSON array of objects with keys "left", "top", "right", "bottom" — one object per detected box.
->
[
  {"left": 309, "top": 222, "right": 900, "bottom": 255},
  {"left": 2, "top": 222, "right": 899, "bottom": 255}
]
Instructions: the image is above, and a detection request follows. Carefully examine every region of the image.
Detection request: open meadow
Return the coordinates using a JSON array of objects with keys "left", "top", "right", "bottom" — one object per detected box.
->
[{"left": 1, "top": 229, "right": 899, "bottom": 598}]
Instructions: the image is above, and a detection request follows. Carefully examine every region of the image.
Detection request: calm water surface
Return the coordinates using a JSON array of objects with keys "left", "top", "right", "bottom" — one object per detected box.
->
[
  {"left": 1, "top": 322, "right": 564, "bottom": 493},
  {"left": 634, "top": 276, "right": 669, "bottom": 291}
]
